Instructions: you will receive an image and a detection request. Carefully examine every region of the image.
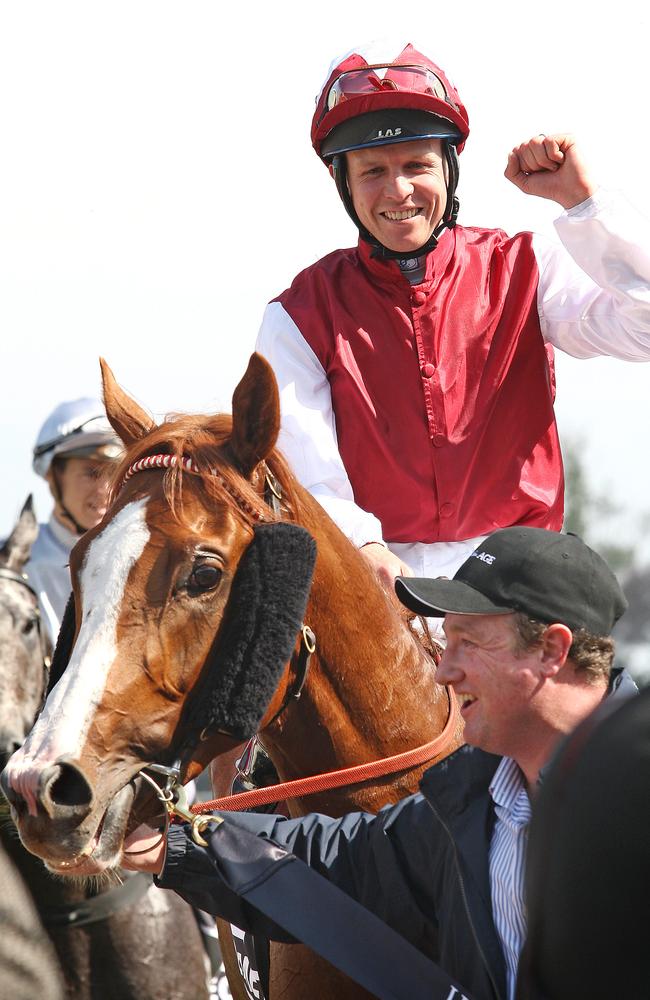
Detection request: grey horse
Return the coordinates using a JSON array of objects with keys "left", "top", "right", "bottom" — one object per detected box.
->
[
  {"left": 0, "top": 496, "right": 50, "bottom": 767},
  {"left": 0, "top": 497, "right": 63, "bottom": 1000}
]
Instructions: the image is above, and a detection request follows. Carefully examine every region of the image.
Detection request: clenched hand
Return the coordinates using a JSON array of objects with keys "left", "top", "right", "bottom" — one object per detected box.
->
[{"left": 505, "top": 133, "right": 597, "bottom": 209}]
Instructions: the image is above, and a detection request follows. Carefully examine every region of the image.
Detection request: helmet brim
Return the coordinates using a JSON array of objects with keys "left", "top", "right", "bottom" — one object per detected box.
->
[{"left": 320, "top": 108, "right": 463, "bottom": 160}]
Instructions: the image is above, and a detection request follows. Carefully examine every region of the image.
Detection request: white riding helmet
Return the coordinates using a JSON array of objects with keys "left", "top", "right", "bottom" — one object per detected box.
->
[{"left": 33, "top": 398, "right": 122, "bottom": 479}]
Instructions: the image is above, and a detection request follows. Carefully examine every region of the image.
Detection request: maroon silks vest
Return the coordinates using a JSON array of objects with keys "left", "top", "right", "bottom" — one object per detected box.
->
[{"left": 275, "top": 227, "right": 562, "bottom": 544}]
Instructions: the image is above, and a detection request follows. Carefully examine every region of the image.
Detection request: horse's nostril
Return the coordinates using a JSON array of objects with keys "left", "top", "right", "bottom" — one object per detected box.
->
[{"left": 41, "top": 761, "right": 93, "bottom": 811}]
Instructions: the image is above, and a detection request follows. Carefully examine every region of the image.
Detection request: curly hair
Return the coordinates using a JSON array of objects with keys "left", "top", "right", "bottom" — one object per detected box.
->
[{"left": 512, "top": 613, "right": 615, "bottom": 683}]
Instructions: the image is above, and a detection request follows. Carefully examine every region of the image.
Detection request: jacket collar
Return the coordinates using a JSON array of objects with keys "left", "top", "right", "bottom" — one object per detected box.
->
[
  {"left": 420, "top": 746, "right": 508, "bottom": 1000},
  {"left": 356, "top": 227, "right": 456, "bottom": 288}
]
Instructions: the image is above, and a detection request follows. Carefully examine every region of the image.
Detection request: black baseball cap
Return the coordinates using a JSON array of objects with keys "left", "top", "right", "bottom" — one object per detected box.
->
[{"left": 395, "top": 527, "right": 627, "bottom": 635}]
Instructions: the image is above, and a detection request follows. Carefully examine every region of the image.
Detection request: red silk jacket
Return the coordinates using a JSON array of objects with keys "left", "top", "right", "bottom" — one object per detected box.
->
[{"left": 273, "top": 229, "right": 560, "bottom": 544}]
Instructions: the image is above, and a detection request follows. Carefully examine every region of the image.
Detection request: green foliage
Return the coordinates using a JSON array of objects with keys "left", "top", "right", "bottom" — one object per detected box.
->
[
  {"left": 563, "top": 437, "right": 650, "bottom": 685},
  {"left": 563, "top": 439, "right": 634, "bottom": 573}
]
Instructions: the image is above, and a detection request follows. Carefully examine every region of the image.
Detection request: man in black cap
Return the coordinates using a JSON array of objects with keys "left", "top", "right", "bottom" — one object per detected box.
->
[
  {"left": 123, "top": 527, "right": 636, "bottom": 1000},
  {"left": 395, "top": 525, "right": 633, "bottom": 793}
]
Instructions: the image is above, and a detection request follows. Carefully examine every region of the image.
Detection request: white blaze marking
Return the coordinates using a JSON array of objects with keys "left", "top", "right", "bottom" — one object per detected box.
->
[{"left": 6, "top": 499, "right": 150, "bottom": 814}]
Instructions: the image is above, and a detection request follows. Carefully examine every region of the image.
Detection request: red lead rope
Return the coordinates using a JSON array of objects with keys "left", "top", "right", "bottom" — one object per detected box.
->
[{"left": 192, "top": 689, "right": 460, "bottom": 814}]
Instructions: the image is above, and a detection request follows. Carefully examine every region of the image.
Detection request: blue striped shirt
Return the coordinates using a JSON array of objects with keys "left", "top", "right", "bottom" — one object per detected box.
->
[{"left": 489, "top": 757, "right": 532, "bottom": 1000}]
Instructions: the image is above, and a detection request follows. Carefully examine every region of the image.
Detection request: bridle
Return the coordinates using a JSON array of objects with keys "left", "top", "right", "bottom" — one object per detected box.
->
[
  {"left": 122, "top": 452, "right": 316, "bottom": 732},
  {"left": 118, "top": 451, "right": 459, "bottom": 840},
  {"left": 122, "top": 452, "right": 282, "bottom": 523},
  {"left": 136, "top": 690, "right": 459, "bottom": 851}
]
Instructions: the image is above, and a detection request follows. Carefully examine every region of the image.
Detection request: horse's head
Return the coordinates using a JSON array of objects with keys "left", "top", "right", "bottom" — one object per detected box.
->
[
  {"left": 1, "top": 355, "right": 315, "bottom": 874},
  {"left": 0, "top": 497, "right": 50, "bottom": 770}
]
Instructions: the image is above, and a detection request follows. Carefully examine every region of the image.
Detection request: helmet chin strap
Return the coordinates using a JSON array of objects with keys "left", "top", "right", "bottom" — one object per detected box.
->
[
  {"left": 50, "top": 466, "right": 88, "bottom": 537},
  {"left": 332, "top": 144, "right": 460, "bottom": 261},
  {"left": 56, "top": 504, "right": 87, "bottom": 537}
]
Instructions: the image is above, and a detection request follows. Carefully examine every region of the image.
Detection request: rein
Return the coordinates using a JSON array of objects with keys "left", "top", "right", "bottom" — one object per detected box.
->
[
  {"left": 140, "top": 689, "right": 459, "bottom": 839},
  {"left": 192, "top": 688, "right": 460, "bottom": 814},
  {"left": 124, "top": 451, "right": 460, "bottom": 823}
]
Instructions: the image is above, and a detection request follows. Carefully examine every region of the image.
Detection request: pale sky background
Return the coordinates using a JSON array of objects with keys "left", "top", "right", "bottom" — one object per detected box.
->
[{"left": 1, "top": 1, "right": 649, "bottom": 550}]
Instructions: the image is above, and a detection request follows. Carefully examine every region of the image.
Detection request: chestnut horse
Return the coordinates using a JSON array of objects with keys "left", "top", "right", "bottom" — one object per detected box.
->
[{"left": 2, "top": 355, "right": 462, "bottom": 1000}]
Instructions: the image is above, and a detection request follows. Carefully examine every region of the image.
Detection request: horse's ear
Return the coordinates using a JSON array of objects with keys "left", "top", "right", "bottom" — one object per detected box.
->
[
  {"left": 227, "top": 353, "right": 280, "bottom": 478},
  {"left": 0, "top": 496, "right": 38, "bottom": 572},
  {"left": 100, "top": 358, "right": 156, "bottom": 447}
]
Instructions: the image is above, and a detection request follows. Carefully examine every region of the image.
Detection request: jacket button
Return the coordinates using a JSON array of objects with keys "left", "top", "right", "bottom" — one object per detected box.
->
[
  {"left": 431, "top": 433, "right": 445, "bottom": 447},
  {"left": 421, "top": 363, "right": 435, "bottom": 379},
  {"left": 412, "top": 290, "right": 427, "bottom": 307},
  {"left": 439, "top": 502, "right": 455, "bottom": 518}
]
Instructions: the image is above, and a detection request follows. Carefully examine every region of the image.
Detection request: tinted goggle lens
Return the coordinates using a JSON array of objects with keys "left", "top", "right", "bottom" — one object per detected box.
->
[{"left": 325, "top": 64, "right": 448, "bottom": 113}]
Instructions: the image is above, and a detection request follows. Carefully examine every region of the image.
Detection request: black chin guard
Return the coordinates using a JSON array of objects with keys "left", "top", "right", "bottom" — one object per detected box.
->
[{"left": 179, "top": 522, "right": 317, "bottom": 745}]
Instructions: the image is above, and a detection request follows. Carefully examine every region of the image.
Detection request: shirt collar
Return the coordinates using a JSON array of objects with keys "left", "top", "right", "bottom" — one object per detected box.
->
[{"left": 489, "top": 756, "right": 529, "bottom": 814}]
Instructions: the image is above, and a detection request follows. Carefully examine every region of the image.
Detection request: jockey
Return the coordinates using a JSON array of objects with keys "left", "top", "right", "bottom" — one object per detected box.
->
[
  {"left": 27, "top": 398, "right": 122, "bottom": 642},
  {"left": 255, "top": 40, "right": 650, "bottom": 588}
]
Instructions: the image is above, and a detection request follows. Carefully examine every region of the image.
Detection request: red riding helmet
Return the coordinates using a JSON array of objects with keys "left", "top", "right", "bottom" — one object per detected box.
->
[
  {"left": 311, "top": 42, "right": 470, "bottom": 257},
  {"left": 312, "top": 42, "right": 469, "bottom": 160}
]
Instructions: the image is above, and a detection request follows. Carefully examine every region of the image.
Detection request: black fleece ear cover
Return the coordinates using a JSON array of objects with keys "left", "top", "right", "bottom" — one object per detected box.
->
[
  {"left": 47, "top": 593, "right": 76, "bottom": 695},
  {"left": 179, "top": 521, "right": 317, "bottom": 744}
]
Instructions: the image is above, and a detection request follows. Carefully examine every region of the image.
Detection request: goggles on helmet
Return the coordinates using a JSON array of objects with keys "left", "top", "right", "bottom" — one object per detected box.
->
[
  {"left": 321, "top": 63, "right": 451, "bottom": 122},
  {"left": 33, "top": 417, "right": 109, "bottom": 460}
]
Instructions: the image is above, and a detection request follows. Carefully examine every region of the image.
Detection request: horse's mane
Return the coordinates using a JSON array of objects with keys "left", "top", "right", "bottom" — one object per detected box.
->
[{"left": 108, "top": 411, "right": 303, "bottom": 527}]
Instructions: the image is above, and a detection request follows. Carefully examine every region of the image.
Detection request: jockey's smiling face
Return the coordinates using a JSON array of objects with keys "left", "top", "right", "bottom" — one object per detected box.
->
[
  {"left": 346, "top": 138, "right": 447, "bottom": 254},
  {"left": 49, "top": 458, "right": 112, "bottom": 532}
]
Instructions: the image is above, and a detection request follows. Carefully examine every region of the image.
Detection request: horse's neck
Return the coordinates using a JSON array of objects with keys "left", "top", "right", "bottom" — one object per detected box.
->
[{"left": 262, "top": 491, "right": 450, "bottom": 811}]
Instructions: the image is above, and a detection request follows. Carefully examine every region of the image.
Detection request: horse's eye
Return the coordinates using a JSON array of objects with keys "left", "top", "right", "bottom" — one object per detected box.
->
[
  {"left": 187, "top": 564, "right": 222, "bottom": 594},
  {"left": 22, "top": 616, "right": 38, "bottom": 636}
]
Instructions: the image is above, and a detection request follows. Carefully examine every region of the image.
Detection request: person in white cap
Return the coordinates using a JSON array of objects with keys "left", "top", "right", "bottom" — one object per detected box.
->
[{"left": 27, "top": 398, "right": 122, "bottom": 642}]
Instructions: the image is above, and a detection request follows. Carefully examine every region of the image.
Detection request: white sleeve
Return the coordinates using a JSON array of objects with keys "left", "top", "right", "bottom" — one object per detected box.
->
[
  {"left": 535, "top": 189, "right": 650, "bottom": 360},
  {"left": 255, "top": 301, "right": 385, "bottom": 548}
]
